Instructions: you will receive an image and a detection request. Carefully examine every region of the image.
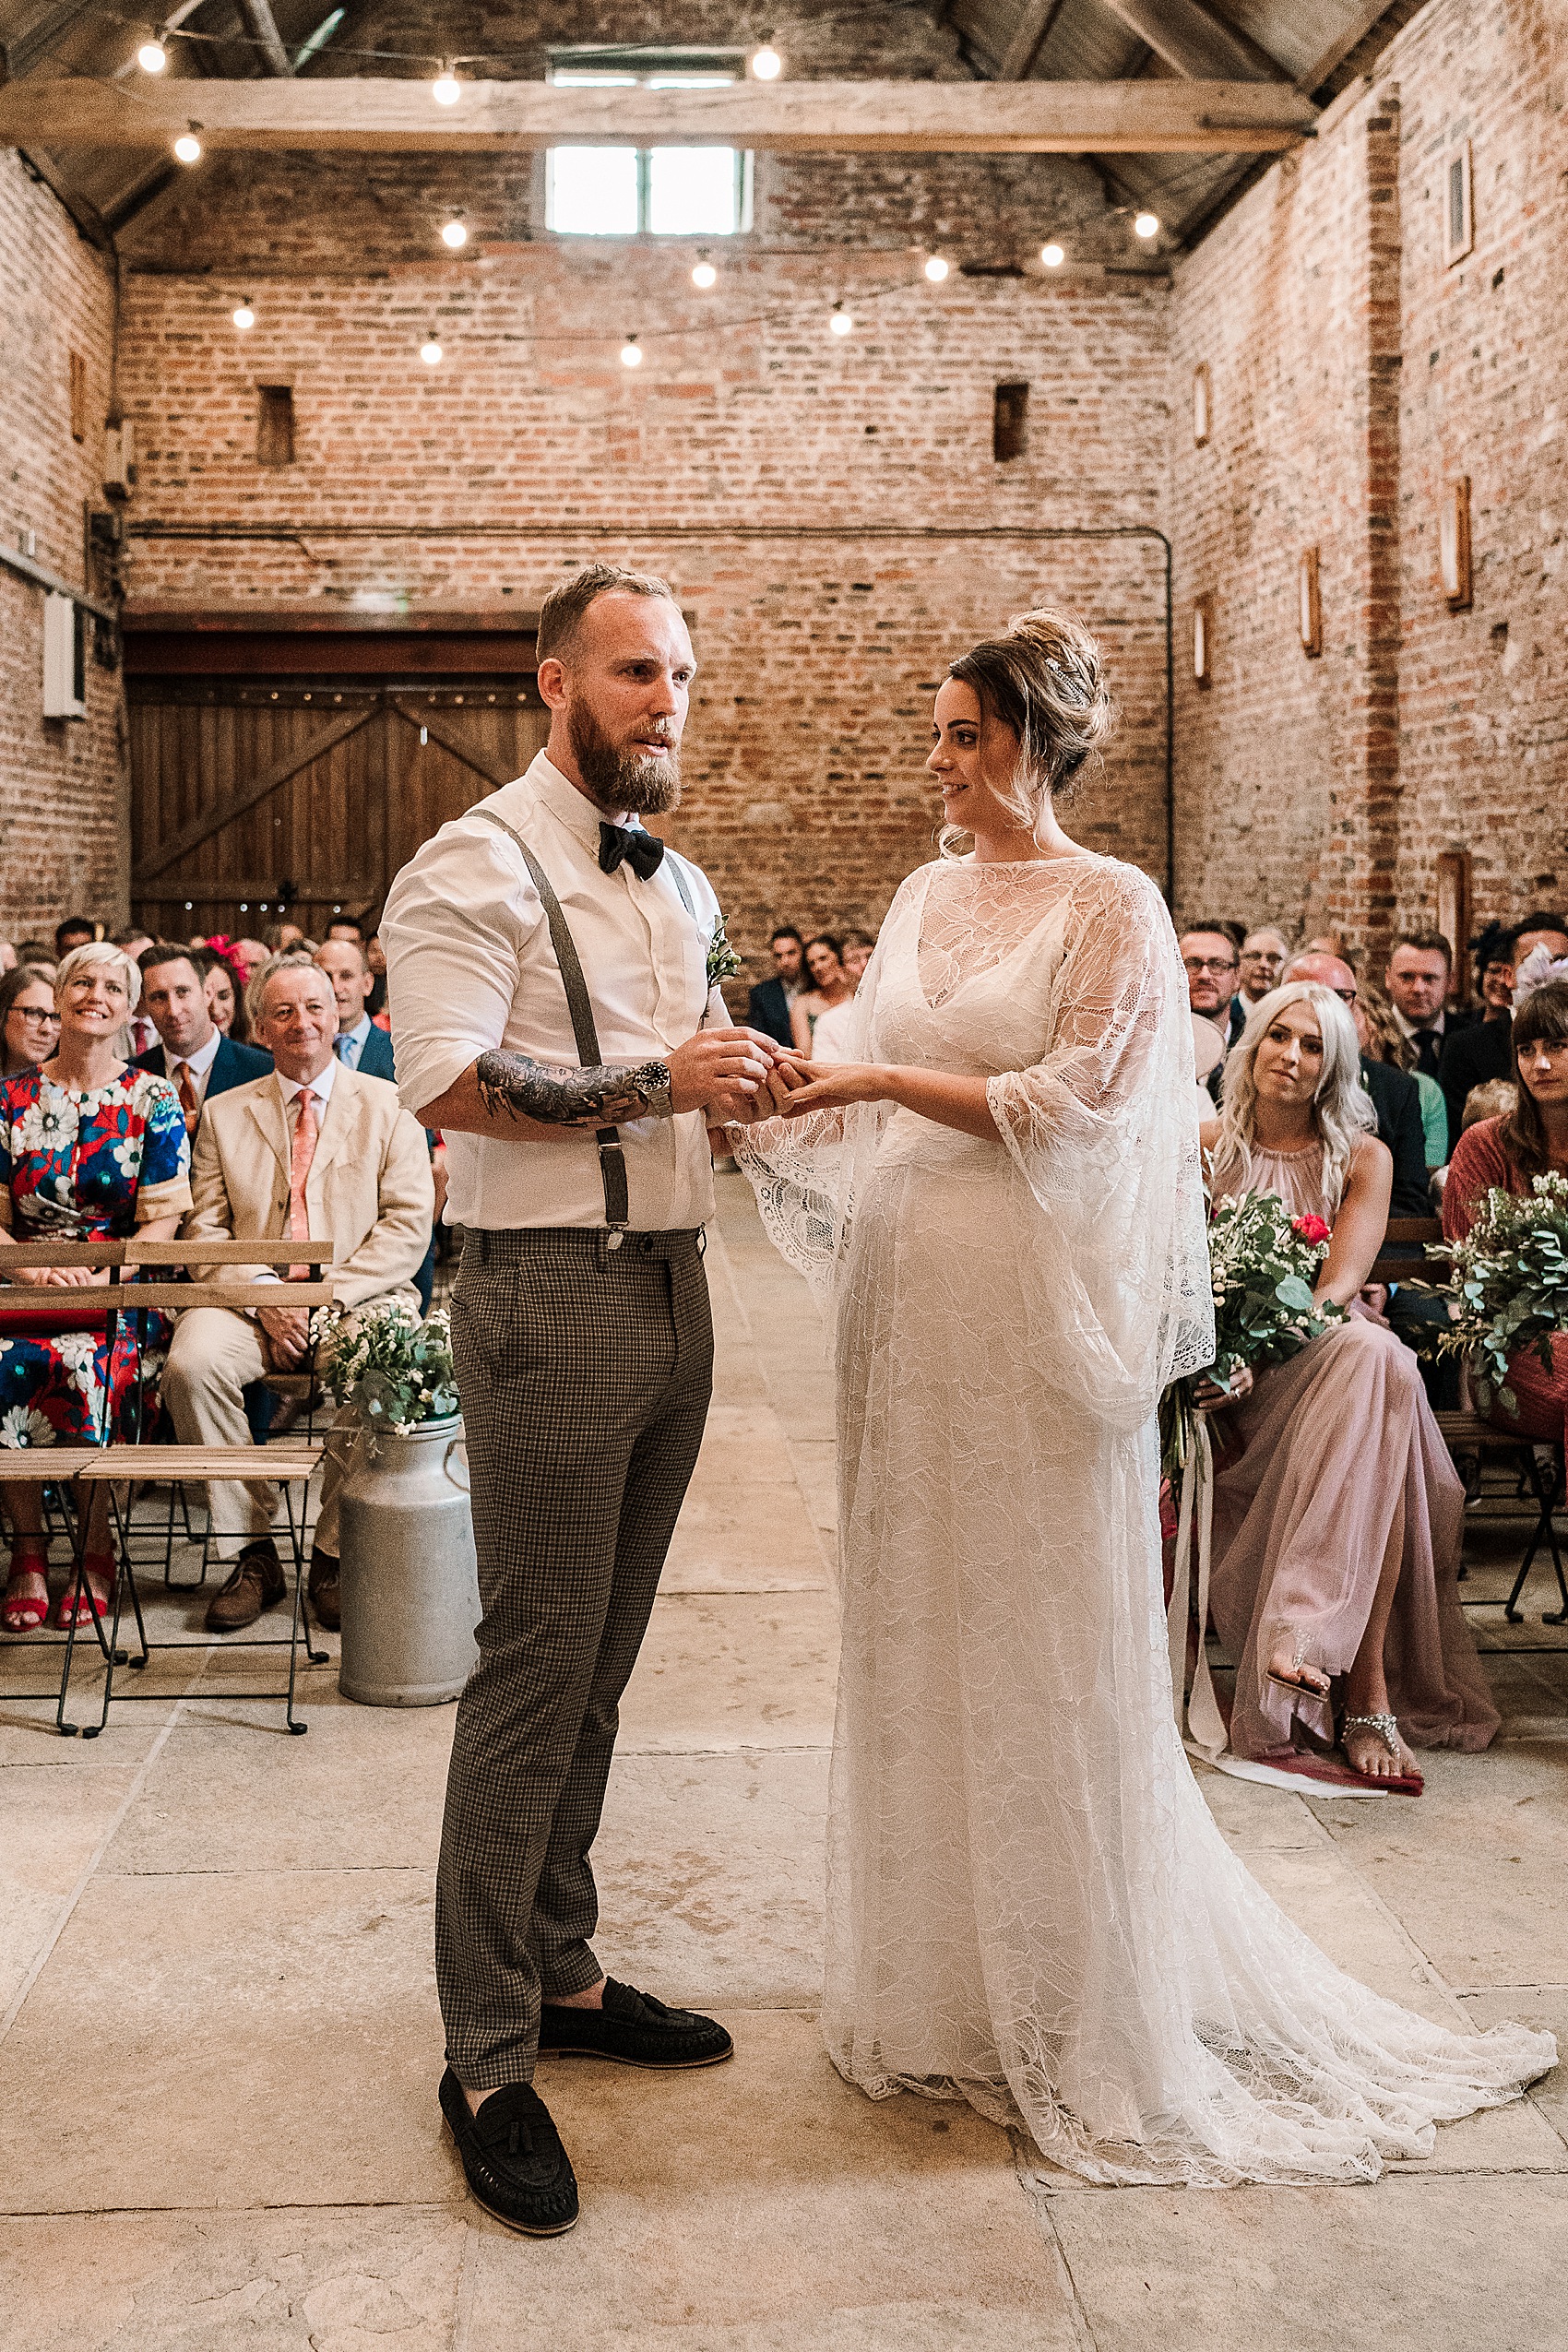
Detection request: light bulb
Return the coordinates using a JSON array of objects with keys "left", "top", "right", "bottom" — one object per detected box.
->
[
  {"left": 1040, "top": 242, "right": 1065, "bottom": 268},
  {"left": 620, "top": 337, "right": 643, "bottom": 368},
  {"left": 433, "top": 66, "right": 460, "bottom": 105},
  {"left": 173, "top": 133, "right": 202, "bottom": 163},
  {"left": 692, "top": 259, "right": 718, "bottom": 290},
  {"left": 924, "top": 255, "right": 949, "bottom": 282},
  {"left": 440, "top": 219, "right": 469, "bottom": 249},
  {"left": 751, "top": 43, "right": 782, "bottom": 79},
  {"left": 232, "top": 299, "right": 255, "bottom": 331},
  {"left": 1134, "top": 210, "right": 1159, "bottom": 240},
  {"left": 420, "top": 336, "right": 443, "bottom": 366},
  {"left": 829, "top": 304, "right": 852, "bottom": 338},
  {"left": 137, "top": 38, "right": 167, "bottom": 72}
]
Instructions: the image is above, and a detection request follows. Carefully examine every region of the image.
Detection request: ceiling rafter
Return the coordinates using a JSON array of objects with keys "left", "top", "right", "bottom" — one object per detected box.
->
[{"left": 1094, "top": 0, "right": 1292, "bottom": 83}]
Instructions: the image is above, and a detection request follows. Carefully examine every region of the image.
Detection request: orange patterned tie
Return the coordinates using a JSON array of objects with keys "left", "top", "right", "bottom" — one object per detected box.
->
[
  {"left": 174, "top": 1061, "right": 199, "bottom": 1139},
  {"left": 286, "top": 1087, "right": 318, "bottom": 1281}
]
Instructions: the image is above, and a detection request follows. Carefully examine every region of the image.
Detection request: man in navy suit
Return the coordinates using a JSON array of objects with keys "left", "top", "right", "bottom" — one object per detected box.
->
[
  {"left": 315, "top": 937, "right": 397, "bottom": 1078},
  {"left": 745, "top": 926, "right": 807, "bottom": 1051},
  {"left": 135, "top": 944, "right": 272, "bottom": 1134}
]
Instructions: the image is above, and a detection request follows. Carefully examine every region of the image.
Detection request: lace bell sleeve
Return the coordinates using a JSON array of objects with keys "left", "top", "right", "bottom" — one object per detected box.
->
[{"left": 987, "top": 866, "right": 1214, "bottom": 1428}]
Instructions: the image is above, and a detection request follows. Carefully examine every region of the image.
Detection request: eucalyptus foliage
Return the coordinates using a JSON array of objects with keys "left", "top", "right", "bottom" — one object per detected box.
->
[
  {"left": 311, "top": 1300, "right": 460, "bottom": 1437},
  {"left": 1425, "top": 1171, "right": 1568, "bottom": 1414}
]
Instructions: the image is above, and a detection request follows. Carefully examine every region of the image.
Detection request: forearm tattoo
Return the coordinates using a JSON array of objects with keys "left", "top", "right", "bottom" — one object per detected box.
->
[{"left": 475, "top": 1049, "right": 674, "bottom": 1128}]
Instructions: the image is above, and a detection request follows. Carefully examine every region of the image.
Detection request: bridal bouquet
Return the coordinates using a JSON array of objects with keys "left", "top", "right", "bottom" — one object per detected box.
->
[
  {"left": 1159, "top": 1191, "right": 1344, "bottom": 1481},
  {"left": 311, "top": 1300, "right": 460, "bottom": 1435},
  {"left": 1424, "top": 1171, "right": 1568, "bottom": 1413}
]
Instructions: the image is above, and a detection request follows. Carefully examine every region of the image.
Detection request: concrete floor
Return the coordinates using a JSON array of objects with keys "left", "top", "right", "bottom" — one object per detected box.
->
[{"left": 3, "top": 1170, "right": 1567, "bottom": 2351}]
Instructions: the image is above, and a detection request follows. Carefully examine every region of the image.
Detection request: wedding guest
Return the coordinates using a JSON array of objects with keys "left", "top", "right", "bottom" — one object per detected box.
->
[
  {"left": 0, "top": 965, "right": 61, "bottom": 1077},
  {"left": 746, "top": 927, "right": 808, "bottom": 1051},
  {"left": 53, "top": 915, "right": 96, "bottom": 959},
  {"left": 1443, "top": 977, "right": 1568, "bottom": 1455},
  {"left": 809, "top": 930, "right": 878, "bottom": 1062},
  {"left": 364, "top": 923, "right": 389, "bottom": 1025},
  {"left": 0, "top": 944, "right": 190, "bottom": 1633},
  {"left": 325, "top": 915, "right": 364, "bottom": 943},
  {"left": 112, "top": 929, "right": 159, "bottom": 1058},
  {"left": 1355, "top": 979, "right": 1447, "bottom": 1169},
  {"left": 15, "top": 941, "right": 56, "bottom": 973},
  {"left": 1230, "top": 926, "right": 1290, "bottom": 1044},
  {"left": 232, "top": 937, "right": 271, "bottom": 985},
  {"left": 1385, "top": 931, "right": 1473, "bottom": 1080},
  {"left": 314, "top": 937, "right": 396, "bottom": 1077},
  {"left": 262, "top": 921, "right": 305, "bottom": 955},
  {"left": 1462, "top": 1077, "right": 1516, "bottom": 1130},
  {"left": 134, "top": 944, "right": 271, "bottom": 1136},
  {"left": 0, "top": 942, "right": 15, "bottom": 974},
  {"left": 160, "top": 954, "right": 433, "bottom": 1633},
  {"left": 790, "top": 935, "right": 854, "bottom": 1056},
  {"left": 1179, "top": 925, "right": 1240, "bottom": 1039},
  {"left": 196, "top": 947, "right": 254, "bottom": 1047},
  {"left": 1438, "top": 913, "right": 1568, "bottom": 1157},
  {"left": 1281, "top": 952, "right": 1430, "bottom": 1217},
  {"left": 1200, "top": 983, "right": 1498, "bottom": 1788}
]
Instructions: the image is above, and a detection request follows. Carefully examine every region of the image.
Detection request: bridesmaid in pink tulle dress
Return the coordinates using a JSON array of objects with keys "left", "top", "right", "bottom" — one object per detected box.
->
[{"left": 1198, "top": 982, "right": 1497, "bottom": 1792}]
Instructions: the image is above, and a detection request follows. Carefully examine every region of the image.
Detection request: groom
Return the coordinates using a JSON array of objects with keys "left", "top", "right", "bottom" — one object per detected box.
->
[{"left": 383, "top": 564, "right": 782, "bottom": 2235}]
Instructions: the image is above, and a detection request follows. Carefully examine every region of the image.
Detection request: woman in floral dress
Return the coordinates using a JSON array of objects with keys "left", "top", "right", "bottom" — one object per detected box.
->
[{"left": 0, "top": 943, "right": 191, "bottom": 1632}]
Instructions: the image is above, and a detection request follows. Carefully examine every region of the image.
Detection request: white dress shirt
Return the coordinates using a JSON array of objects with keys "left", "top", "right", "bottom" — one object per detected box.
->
[
  {"left": 382, "top": 752, "right": 723, "bottom": 1231},
  {"left": 276, "top": 1056, "right": 339, "bottom": 1121},
  {"left": 162, "top": 1026, "right": 222, "bottom": 1105}
]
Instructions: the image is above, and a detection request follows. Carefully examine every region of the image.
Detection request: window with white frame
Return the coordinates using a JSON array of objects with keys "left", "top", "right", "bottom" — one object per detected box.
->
[{"left": 547, "top": 50, "right": 753, "bottom": 237}]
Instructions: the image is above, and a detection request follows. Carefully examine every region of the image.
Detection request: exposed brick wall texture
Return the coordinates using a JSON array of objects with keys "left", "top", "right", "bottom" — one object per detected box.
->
[
  {"left": 0, "top": 152, "right": 125, "bottom": 942},
  {"left": 1170, "top": 0, "right": 1568, "bottom": 962},
  {"left": 113, "top": 117, "right": 1172, "bottom": 963}
]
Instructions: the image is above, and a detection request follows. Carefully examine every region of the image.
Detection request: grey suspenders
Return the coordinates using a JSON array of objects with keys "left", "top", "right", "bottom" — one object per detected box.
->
[{"left": 473, "top": 803, "right": 701, "bottom": 1231}]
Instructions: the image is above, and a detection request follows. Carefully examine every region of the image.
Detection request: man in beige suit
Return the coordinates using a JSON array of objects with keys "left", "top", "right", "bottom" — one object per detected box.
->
[{"left": 162, "top": 954, "right": 434, "bottom": 1633}]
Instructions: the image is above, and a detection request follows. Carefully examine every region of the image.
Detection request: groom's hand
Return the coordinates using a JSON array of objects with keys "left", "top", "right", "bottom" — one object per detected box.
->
[{"left": 667, "top": 1027, "right": 779, "bottom": 1121}]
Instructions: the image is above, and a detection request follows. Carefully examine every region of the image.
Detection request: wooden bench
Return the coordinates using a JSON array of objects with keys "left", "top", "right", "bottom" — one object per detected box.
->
[{"left": 0, "top": 1239, "right": 335, "bottom": 1735}]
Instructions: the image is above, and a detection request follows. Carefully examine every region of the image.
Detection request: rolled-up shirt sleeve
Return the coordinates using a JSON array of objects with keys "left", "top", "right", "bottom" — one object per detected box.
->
[{"left": 381, "top": 825, "right": 543, "bottom": 1121}]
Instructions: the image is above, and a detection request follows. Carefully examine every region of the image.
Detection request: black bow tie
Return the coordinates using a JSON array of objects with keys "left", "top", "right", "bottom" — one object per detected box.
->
[{"left": 599, "top": 821, "right": 666, "bottom": 881}]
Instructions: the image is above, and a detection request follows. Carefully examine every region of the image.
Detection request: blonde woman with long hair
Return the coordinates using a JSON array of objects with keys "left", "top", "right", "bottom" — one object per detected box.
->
[
  {"left": 1200, "top": 982, "right": 1497, "bottom": 1789},
  {"left": 726, "top": 615, "right": 1549, "bottom": 2187}
]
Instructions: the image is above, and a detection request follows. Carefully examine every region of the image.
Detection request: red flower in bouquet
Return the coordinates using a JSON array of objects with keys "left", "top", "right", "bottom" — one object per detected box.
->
[{"left": 1291, "top": 1213, "right": 1331, "bottom": 1247}]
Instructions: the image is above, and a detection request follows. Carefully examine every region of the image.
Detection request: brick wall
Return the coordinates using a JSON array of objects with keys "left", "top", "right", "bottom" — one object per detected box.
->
[
  {"left": 1170, "top": 0, "right": 1568, "bottom": 964},
  {"left": 0, "top": 152, "right": 126, "bottom": 944},
  {"left": 112, "top": 119, "right": 1173, "bottom": 963}
]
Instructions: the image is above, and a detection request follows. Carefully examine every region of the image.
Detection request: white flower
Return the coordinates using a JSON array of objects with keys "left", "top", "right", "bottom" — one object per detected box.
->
[
  {"left": 0, "top": 1405, "right": 55, "bottom": 1448},
  {"left": 16, "top": 1094, "right": 76, "bottom": 1157},
  {"left": 53, "top": 1332, "right": 102, "bottom": 1396},
  {"left": 113, "top": 1134, "right": 145, "bottom": 1180}
]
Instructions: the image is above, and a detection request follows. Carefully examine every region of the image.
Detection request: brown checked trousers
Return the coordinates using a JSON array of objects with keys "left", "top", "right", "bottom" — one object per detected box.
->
[{"left": 436, "top": 1224, "right": 713, "bottom": 2089}]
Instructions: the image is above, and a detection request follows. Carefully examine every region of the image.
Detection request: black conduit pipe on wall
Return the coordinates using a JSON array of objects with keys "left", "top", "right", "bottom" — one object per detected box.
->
[{"left": 127, "top": 519, "right": 1179, "bottom": 904}]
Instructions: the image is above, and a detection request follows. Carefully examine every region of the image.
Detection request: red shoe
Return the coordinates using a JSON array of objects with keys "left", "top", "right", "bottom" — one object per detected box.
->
[
  {"left": 3, "top": 1562, "right": 50, "bottom": 1633},
  {"left": 53, "top": 1568, "right": 114, "bottom": 1630}
]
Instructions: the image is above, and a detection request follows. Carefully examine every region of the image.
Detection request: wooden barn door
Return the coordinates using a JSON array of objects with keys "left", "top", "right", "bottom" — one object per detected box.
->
[{"left": 125, "top": 618, "right": 548, "bottom": 936}]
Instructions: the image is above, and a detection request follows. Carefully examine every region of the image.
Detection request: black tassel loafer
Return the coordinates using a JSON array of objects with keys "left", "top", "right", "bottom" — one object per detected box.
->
[
  {"left": 438, "top": 2067, "right": 579, "bottom": 2235},
  {"left": 538, "top": 1977, "right": 734, "bottom": 2070}
]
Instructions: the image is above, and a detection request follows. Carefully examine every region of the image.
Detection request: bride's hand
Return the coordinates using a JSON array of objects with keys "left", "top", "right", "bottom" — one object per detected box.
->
[{"left": 777, "top": 1063, "right": 890, "bottom": 1115}]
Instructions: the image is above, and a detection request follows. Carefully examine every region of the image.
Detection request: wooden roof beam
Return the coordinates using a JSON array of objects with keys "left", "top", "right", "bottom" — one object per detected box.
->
[
  {"left": 1096, "top": 0, "right": 1293, "bottom": 83},
  {"left": 0, "top": 76, "right": 1318, "bottom": 152},
  {"left": 237, "top": 0, "right": 295, "bottom": 76},
  {"left": 997, "top": 0, "right": 1066, "bottom": 83}
]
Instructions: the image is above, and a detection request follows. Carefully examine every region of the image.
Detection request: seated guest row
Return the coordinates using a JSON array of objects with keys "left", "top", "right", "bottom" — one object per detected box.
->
[{"left": 0, "top": 943, "right": 433, "bottom": 1638}]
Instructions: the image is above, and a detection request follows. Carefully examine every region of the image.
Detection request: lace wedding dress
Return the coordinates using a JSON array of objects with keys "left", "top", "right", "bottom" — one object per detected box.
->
[{"left": 735, "top": 851, "right": 1553, "bottom": 2186}]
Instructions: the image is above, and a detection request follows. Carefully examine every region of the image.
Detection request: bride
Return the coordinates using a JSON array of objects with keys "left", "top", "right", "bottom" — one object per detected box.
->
[{"left": 728, "top": 608, "right": 1552, "bottom": 2185}]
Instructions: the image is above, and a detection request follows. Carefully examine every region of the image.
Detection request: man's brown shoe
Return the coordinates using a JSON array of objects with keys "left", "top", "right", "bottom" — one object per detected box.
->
[
  {"left": 205, "top": 1538, "right": 286, "bottom": 1633},
  {"left": 307, "top": 1550, "right": 340, "bottom": 1633}
]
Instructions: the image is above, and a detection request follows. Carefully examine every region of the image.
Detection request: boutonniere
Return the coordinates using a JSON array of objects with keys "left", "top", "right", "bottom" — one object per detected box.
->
[{"left": 706, "top": 915, "right": 743, "bottom": 990}]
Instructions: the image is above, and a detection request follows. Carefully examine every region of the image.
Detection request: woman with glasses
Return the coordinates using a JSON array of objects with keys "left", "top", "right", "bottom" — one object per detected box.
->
[
  {"left": 0, "top": 944, "right": 190, "bottom": 1633},
  {"left": 0, "top": 965, "right": 62, "bottom": 1078}
]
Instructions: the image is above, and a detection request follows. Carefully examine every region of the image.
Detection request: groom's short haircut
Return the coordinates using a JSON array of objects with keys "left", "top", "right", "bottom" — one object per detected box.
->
[{"left": 536, "top": 564, "right": 680, "bottom": 668}]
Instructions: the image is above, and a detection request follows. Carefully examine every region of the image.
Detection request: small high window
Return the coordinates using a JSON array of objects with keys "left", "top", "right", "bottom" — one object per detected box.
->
[
  {"left": 547, "top": 50, "right": 752, "bottom": 237},
  {"left": 993, "top": 381, "right": 1029, "bottom": 463},
  {"left": 257, "top": 385, "right": 295, "bottom": 467}
]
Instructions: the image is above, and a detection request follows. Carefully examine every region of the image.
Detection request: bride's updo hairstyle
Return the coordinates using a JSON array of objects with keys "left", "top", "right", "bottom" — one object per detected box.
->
[{"left": 941, "top": 607, "right": 1116, "bottom": 855}]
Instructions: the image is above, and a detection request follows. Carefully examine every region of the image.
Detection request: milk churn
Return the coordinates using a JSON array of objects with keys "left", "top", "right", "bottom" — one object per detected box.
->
[{"left": 337, "top": 1417, "right": 481, "bottom": 1705}]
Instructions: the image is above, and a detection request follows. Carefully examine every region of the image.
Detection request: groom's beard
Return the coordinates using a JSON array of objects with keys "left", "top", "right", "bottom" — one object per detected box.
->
[{"left": 568, "top": 702, "right": 683, "bottom": 816}]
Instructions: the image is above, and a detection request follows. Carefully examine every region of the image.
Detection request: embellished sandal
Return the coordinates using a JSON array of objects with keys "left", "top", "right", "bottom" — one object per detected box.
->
[
  {"left": 1266, "top": 1643, "right": 1333, "bottom": 1704},
  {"left": 1341, "top": 1710, "right": 1424, "bottom": 1796},
  {"left": 3, "top": 1558, "right": 51, "bottom": 1633}
]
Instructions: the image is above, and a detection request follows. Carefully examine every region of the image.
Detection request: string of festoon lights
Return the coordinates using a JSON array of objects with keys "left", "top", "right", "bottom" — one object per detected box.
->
[{"left": 135, "top": 24, "right": 1162, "bottom": 362}]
